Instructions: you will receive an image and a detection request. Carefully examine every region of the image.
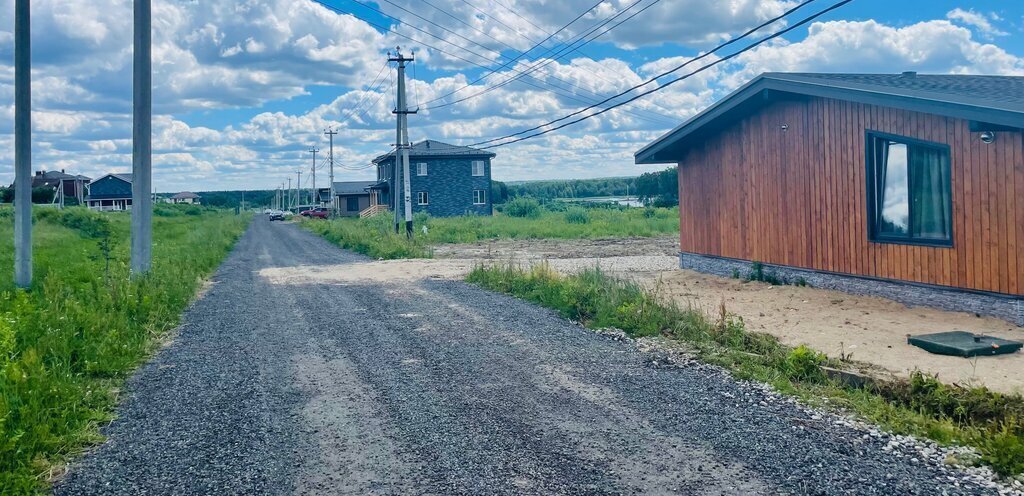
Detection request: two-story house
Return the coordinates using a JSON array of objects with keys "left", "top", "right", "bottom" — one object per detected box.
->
[{"left": 369, "top": 140, "right": 495, "bottom": 217}]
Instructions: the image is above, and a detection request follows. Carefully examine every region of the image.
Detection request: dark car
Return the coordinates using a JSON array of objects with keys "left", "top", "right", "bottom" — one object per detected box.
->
[{"left": 300, "top": 207, "right": 329, "bottom": 219}]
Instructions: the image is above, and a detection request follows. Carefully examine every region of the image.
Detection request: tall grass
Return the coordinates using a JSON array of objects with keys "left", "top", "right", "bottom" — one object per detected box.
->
[
  {"left": 303, "top": 204, "right": 679, "bottom": 259},
  {"left": 467, "top": 264, "right": 1024, "bottom": 478},
  {"left": 0, "top": 206, "right": 249, "bottom": 493}
]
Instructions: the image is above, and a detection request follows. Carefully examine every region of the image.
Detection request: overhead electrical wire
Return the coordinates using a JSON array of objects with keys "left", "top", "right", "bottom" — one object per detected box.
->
[
  {"left": 422, "top": 0, "right": 659, "bottom": 111},
  {"left": 309, "top": 0, "right": 674, "bottom": 127},
  {"left": 469, "top": 0, "right": 820, "bottom": 146},
  {"left": 456, "top": 0, "right": 679, "bottom": 117},
  {"left": 469, "top": 0, "right": 852, "bottom": 149}
]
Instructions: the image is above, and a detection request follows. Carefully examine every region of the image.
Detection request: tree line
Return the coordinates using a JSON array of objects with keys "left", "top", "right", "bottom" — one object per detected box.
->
[{"left": 491, "top": 166, "right": 677, "bottom": 206}]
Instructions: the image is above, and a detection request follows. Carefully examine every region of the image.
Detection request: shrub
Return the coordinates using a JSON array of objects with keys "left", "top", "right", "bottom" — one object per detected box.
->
[
  {"left": 563, "top": 207, "right": 590, "bottom": 224},
  {"left": 784, "top": 345, "right": 827, "bottom": 381},
  {"left": 503, "top": 197, "right": 542, "bottom": 218}
]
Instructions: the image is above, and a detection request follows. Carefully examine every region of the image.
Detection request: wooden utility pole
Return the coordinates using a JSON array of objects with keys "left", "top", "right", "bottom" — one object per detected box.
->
[
  {"left": 324, "top": 128, "right": 337, "bottom": 215},
  {"left": 389, "top": 48, "right": 416, "bottom": 238},
  {"left": 131, "top": 0, "right": 153, "bottom": 275},
  {"left": 13, "top": 0, "right": 31, "bottom": 288}
]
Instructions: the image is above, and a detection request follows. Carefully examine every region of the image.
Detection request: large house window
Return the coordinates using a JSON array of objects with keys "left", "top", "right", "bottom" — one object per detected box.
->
[
  {"left": 346, "top": 196, "right": 359, "bottom": 211},
  {"left": 473, "top": 189, "right": 486, "bottom": 205},
  {"left": 417, "top": 192, "right": 428, "bottom": 205},
  {"left": 867, "top": 132, "right": 952, "bottom": 246},
  {"left": 417, "top": 163, "right": 427, "bottom": 176},
  {"left": 472, "top": 160, "right": 485, "bottom": 177}
]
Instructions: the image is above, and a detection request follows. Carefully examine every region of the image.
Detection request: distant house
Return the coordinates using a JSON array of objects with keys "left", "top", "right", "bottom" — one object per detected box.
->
[
  {"left": 317, "top": 181, "right": 375, "bottom": 217},
  {"left": 169, "top": 191, "right": 201, "bottom": 205},
  {"left": 635, "top": 72, "right": 1024, "bottom": 325},
  {"left": 370, "top": 140, "right": 495, "bottom": 217},
  {"left": 86, "top": 173, "right": 133, "bottom": 211},
  {"left": 8, "top": 170, "right": 91, "bottom": 204}
]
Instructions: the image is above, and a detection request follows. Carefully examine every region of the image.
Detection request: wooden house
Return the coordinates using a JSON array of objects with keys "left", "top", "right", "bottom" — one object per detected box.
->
[{"left": 636, "top": 73, "right": 1024, "bottom": 325}]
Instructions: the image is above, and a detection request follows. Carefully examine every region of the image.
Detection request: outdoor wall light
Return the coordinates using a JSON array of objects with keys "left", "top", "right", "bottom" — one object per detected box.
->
[
  {"left": 979, "top": 131, "right": 995, "bottom": 144},
  {"left": 780, "top": 124, "right": 789, "bottom": 131}
]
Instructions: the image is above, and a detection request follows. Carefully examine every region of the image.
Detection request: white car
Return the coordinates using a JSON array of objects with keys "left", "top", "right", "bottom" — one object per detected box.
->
[{"left": 263, "top": 208, "right": 273, "bottom": 214}]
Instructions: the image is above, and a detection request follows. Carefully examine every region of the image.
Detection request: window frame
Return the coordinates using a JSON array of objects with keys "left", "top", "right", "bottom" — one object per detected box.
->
[
  {"left": 864, "top": 130, "right": 953, "bottom": 248},
  {"left": 417, "top": 162, "right": 427, "bottom": 176},
  {"left": 472, "top": 189, "right": 487, "bottom": 205},
  {"left": 471, "top": 160, "right": 485, "bottom": 177},
  {"left": 417, "top": 191, "right": 428, "bottom": 205},
  {"left": 346, "top": 196, "right": 360, "bottom": 212}
]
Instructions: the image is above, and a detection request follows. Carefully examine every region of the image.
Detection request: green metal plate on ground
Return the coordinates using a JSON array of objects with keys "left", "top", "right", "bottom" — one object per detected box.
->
[{"left": 907, "top": 331, "right": 1023, "bottom": 357}]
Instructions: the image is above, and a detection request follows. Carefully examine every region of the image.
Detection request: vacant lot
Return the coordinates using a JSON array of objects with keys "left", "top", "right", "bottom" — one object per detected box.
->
[
  {"left": 301, "top": 204, "right": 679, "bottom": 259},
  {"left": 0, "top": 206, "right": 249, "bottom": 493}
]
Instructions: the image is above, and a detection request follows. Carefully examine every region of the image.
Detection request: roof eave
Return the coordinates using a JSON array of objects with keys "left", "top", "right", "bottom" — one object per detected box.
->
[{"left": 635, "top": 75, "right": 1024, "bottom": 165}]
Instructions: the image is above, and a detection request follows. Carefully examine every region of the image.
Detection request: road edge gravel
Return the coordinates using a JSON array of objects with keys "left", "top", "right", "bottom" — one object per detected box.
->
[{"left": 581, "top": 325, "right": 1024, "bottom": 496}]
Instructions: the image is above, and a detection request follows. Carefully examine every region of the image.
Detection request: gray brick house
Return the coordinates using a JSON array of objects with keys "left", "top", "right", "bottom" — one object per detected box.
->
[{"left": 369, "top": 140, "right": 495, "bottom": 217}]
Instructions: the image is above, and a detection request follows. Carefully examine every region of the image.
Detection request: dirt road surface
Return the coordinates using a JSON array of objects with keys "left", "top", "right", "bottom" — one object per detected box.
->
[{"left": 55, "top": 219, "right": 1003, "bottom": 495}]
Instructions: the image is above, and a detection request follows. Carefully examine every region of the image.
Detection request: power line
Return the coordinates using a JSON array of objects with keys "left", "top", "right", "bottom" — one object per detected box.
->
[
  {"left": 309, "top": 0, "right": 673, "bottom": 126},
  {"left": 470, "top": 0, "right": 852, "bottom": 149},
  {"left": 412, "top": 0, "right": 603, "bottom": 108},
  {"left": 469, "top": 0, "right": 820, "bottom": 146},
  {"left": 412, "top": 0, "right": 678, "bottom": 126},
  {"left": 457, "top": 0, "right": 679, "bottom": 117},
  {"left": 423, "top": 0, "right": 658, "bottom": 111}
]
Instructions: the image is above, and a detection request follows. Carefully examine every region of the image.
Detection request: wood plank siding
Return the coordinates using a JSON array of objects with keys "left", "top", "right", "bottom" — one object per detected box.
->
[{"left": 677, "top": 95, "right": 1024, "bottom": 296}]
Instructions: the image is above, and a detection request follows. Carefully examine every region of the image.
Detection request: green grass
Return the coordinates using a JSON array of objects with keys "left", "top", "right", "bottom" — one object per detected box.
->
[
  {"left": 302, "top": 204, "right": 679, "bottom": 260},
  {"left": 466, "top": 264, "right": 1024, "bottom": 478},
  {"left": 0, "top": 205, "right": 250, "bottom": 493}
]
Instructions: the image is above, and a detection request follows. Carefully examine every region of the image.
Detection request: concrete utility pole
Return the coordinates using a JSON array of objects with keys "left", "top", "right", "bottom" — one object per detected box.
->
[
  {"left": 287, "top": 178, "right": 292, "bottom": 211},
  {"left": 13, "top": 0, "right": 31, "bottom": 288},
  {"left": 324, "top": 127, "right": 337, "bottom": 215},
  {"left": 309, "top": 147, "right": 318, "bottom": 206},
  {"left": 295, "top": 170, "right": 302, "bottom": 209},
  {"left": 131, "top": 0, "right": 153, "bottom": 275},
  {"left": 389, "top": 47, "right": 417, "bottom": 238}
]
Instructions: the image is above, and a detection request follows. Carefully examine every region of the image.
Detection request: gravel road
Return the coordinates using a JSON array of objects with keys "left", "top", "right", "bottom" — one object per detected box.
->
[{"left": 55, "top": 217, "right": 1004, "bottom": 495}]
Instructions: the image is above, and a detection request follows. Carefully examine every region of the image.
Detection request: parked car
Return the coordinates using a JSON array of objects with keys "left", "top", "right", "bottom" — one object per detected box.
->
[
  {"left": 263, "top": 208, "right": 273, "bottom": 214},
  {"left": 300, "top": 207, "right": 329, "bottom": 219},
  {"left": 269, "top": 211, "right": 285, "bottom": 221}
]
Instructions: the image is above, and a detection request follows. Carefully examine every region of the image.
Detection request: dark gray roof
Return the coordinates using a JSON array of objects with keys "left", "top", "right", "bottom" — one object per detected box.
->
[
  {"left": 171, "top": 191, "right": 200, "bottom": 199},
  {"left": 636, "top": 72, "right": 1024, "bottom": 164},
  {"left": 372, "top": 139, "right": 496, "bottom": 163},
  {"left": 112, "top": 173, "right": 133, "bottom": 183},
  {"left": 332, "top": 180, "right": 376, "bottom": 195}
]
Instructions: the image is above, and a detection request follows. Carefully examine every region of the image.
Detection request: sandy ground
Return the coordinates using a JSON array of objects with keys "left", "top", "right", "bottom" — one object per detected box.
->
[{"left": 262, "top": 235, "right": 1024, "bottom": 395}]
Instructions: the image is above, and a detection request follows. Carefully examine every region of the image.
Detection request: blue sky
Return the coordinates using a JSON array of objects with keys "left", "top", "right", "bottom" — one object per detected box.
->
[{"left": 0, "top": 0, "right": 1021, "bottom": 192}]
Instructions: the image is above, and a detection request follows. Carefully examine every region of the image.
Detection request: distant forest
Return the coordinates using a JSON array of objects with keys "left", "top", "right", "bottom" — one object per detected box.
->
[{"left": 493, "top": 166, "right": 677, "bottom": 206}]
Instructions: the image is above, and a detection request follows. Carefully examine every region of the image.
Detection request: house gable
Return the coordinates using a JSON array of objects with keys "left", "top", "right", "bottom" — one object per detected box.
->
[{"left": 87, "top": 174, "right": 133, "bottom": 200}]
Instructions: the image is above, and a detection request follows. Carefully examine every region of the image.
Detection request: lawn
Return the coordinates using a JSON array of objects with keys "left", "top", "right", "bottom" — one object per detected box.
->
[
  {"left": 0, "top": 205, "right": 250, "bottom": 493},
  {"left": 466, "top": 264, "right": 1024, "bottom": 479},
  {"left": 302, "top": 201, "right": 679, "bottom": 259}
]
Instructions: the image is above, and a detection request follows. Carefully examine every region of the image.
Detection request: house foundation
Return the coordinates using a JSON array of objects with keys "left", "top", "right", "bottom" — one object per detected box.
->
[{"left": 678, "top": 252, "right": 1024, "bottom": 327}]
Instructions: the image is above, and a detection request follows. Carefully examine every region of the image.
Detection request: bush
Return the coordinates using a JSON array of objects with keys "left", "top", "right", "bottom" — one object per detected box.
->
[
  {"left": 784, "top": 345, "right": 827, "bottom": 381},
  {"left": 35, "top": 208, "right": 111, "bottom": 239},
  {"left": 563, "top": 207, "right": 590, "bottom": 224},
  {"left": 503, "top": 197, "right": 542, "bottom": 218}
]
